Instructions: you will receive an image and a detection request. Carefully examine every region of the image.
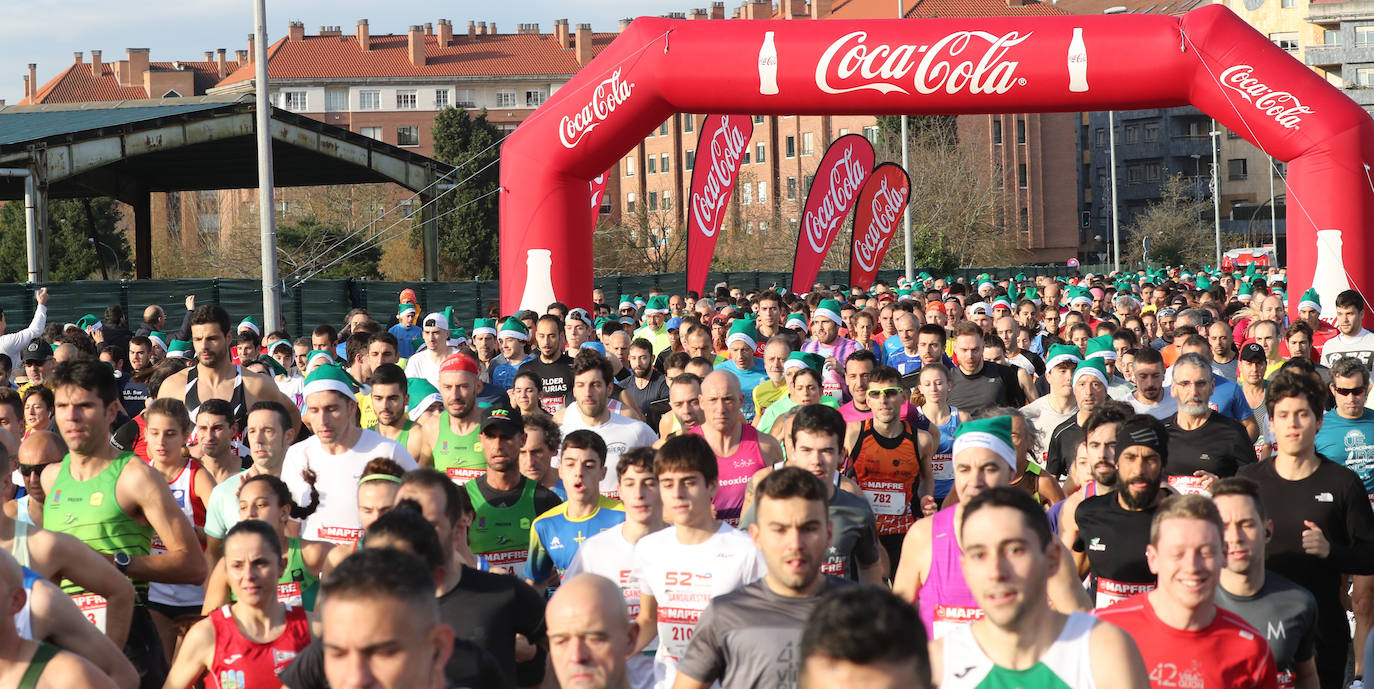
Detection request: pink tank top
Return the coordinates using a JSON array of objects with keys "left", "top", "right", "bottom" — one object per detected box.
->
[
  {"left": 916, "top": 506, "right": 983, "bottom": 639},
  {"left": 689, "top": 424, "right": 765, "bottom": 526}
]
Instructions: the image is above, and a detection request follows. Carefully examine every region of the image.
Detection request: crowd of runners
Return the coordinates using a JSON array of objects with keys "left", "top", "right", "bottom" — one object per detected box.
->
[{"left": 0, "top": 264, "right": 1370, "bottom": 688}]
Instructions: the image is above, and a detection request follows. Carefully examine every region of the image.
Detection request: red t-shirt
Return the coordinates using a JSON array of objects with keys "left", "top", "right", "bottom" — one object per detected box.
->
[
  {"left": 1096, "top": 593, "right": 1278, "bottom": 689},
  {"left": 208, "top": 604, "right": 311, "bottom": 689}
]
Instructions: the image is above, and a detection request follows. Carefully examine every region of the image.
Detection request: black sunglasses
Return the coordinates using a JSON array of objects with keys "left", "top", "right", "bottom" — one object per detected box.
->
[
  {"left": 18, "top": 461, "right": 57, "bottom": 476},
  {"left": 1334, "top": 386, "right": 1368, "bottom": 397}
]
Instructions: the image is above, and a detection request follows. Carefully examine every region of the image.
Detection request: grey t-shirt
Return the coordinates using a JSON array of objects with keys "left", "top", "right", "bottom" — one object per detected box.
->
[
  {"left": 676, "top": 577, "right": 848, "bottom": 688},
  {"left": 1214, "top": 571, "right": 1317, "bottom": 673},
  {"left": 740, "top": 488, "right": 881, "bottom": 581}
]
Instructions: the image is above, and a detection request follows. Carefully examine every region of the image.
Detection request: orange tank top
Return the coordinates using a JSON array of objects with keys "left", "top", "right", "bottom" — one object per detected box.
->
[{"left": 849, "top": 419, "right": 921, "bottom": 535}]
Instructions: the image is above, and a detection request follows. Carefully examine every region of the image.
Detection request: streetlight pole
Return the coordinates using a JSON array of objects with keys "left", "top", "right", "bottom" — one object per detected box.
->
[
  {"left": 254, "top": 0, "right": 282, "bottom": 332},
  {"left": 1108, "top": 111, "right": 1120, "bottom": 273},
  {"left": 1210, "top": 121, "right": 1222, "bottom": 267},
  {"left": 899, "top": 0, "right": 913, "bottom": 282}
]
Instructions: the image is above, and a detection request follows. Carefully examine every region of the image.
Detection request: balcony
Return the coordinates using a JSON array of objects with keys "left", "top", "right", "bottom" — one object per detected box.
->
[
  {"left": 1308, "top": 0, "right": 1374, "bottom": 25},
  {"left": 1342, "top": 84, "right": 1374, "bottom": 106},
  {"left": 1305, "top": 41, "right": 1374, "bottom": 69}
]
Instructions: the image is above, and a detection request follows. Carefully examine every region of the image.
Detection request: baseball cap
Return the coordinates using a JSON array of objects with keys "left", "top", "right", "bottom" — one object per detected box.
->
[
  {"left": 481, "top": 403, "right": 524, "bottom": 436},
  {"left": 22, "top": 339, "right": 50, "bottom": 363},
  {"left": 1239, "top": 342, "right": 1267, "bottom": 364}
]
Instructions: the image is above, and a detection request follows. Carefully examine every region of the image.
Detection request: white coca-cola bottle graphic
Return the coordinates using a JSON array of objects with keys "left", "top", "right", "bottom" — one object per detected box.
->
[
  {"left": 759, "top": 31, "right": 779, "bottom": 96},
  {"left": 1312, "top": 229, "right": 1352, "bottom": 321},
  {"left": 1068, "top": 28, "right": 1089, "bottom": 93},
  {"left": 518, "top": 249, "right": 558, "bottom": 314}
]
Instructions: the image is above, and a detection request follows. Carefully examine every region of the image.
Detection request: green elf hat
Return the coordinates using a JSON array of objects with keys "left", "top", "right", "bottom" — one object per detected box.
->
[
  {"left": 1299, "top": 288, "right": 1321, "bottom": 313},
  {"left": 813, "top": 299, "right": 843, "bottom": 325},
  {"left": 1237, "top": 282, "right": 1254, "bottom": 302},
  {"left": 1086, "top": 334, "right": 1116, "bottom": 361},
  {"left": 1045, "top": 343, "right": 1081, "bottom": 371},
  {"left": 498, "top": 317, "right": 529, "bottom": 341},
  {"left": 618, "top": 295, "right": 635, "bottom": 312},
  {"left": 991, "top": 295, "right": 1015, "bottom": 312},
  {"left": 238, "top": 316, "right": 260, "bottom": 336},
  {"left": 406, "top": 378, "right": 441, "bottom": 421},
  {"left": 305, "top": 349, "right": 335, "bottom": 373},
  {"left": 253, "top": 354, "right": 288, "bottom": 378},
  {"left": 897, "top": 287, "right": 914, "bottom": 300},
  {"left": 472, "top": 318, "right": 497, "bottom": 338},
  {"left": 785, "top": 312, "right": 809, "bottom": 333},
  {"left": 165, "top": 339, "right": 192, "bottom": 359},
  {"left": 76, "top": 314, "right": 101, "bottom": 331},
  {"left": 644, "top": 295, "right": 670, "bottom": 315},
  {"left": 148, "top": 331, "right": 168, "bottom": 352},
  {"left": 726, "top": 318, "right": 760, "bottom": 351},
  {"left": 634, "top": 296, "right": 647, "bottom": 308},
  {"left": 1072, "top": 357, "right": 1109, "bottom": 388},
  {"left": 1024, "top": 286, "right": 1040, "bottom": 303},
  {"left": 953, "top": 416, "right": 1016, "bottom": 468},
  {"left": 918, "top": 271, "right": 932, "bottom": 282},
  {"left": 1195, "top": 275, "right": 1212, "bottom": 291},
  {"left": 450, "top": 326, "right": 468, "bottom": 346},
  {"left": 783, "top": 351, "right": 825, "bottom": 373},
  {"left": 398, "top": 303, "right": 417, "bottom": 316},
  {"left": 303, "top": 363, "right": 361, "bottom": 401}
]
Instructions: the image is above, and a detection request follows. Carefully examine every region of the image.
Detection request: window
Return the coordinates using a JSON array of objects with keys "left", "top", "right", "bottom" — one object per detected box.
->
[
  {"left": 786, "top": 176, "right": 797, "bottom": 199},
  {"left": 648, "top": 192, "right": 659, "bottom": 211},
  {"left": 360, "top": 126, "right": 382, "bottom": 140},
  {"left": 683, "top": 115, "right": 693, "bottom": 133},
  {"left": 759, "top": 221, "right": 768, "bottom": 232},
  {"left": 1125, "top": 125, "right": 1139, "bottom": 144},
  {"left": 838, "top": 128, "right": 848, "bottom": 136},
  {"left": 660, "top": 153, "right": 669, "bottom": 171},
  {"left": 496, "top": 90, "right": 517, "bottom": 108},
  {"left": 804, "top": 174, "right": 814, "bottom": 190},
  {"left": 802, "top": 132, "right": 814, "bottom": 156},
  {"left": 1273, "top": 161, "right": 1286, "bottom": 178},
  {"left": 1017, "top": 163, "right": 1027, "bottom": 188},
  {"left": 755, "top": 142, "right": 765, "bottom": 164},
  {"left": 456, "top": 89, "right": 477, "bottom": 107},
  {"left": 758, "top": 181, "right": 767, "bottom": 201},
  {"left": 395, "top": 90, "right": 417, "bottom": 110},
  {"left": 1127, "top": 165, "right": 1142, "bottom": 183},
  {"left": 282, "top": 90, "right": 308, "bottom": 111},
  {"left": 396, "top": 126, "right": 419, "bottom": 146},
  {"left": 526, "top": 89, "right": 546, "bottom": 107},
  {"left": 786, "top": 135, "right": 796, "bottom": 158},
  {"left": 434, "top": 89, "right": 449, "bottom": 109},
  {"left": 625, "top": 156, "right": 635, "bottom": 177},
  {"left": 685, "top": 150, "right": 695, "bottom": 171},
  {"left": 662, "top": 190, "right": 672, "bottom": 211},
  {"left": 993, "top": 120, "right": 1003, "bottom": 144},
  {"left": 1145, "top": 162, "right": 1162, "bottom": 181},
  {"left": 1324, "top": 29, "right": 1342, "bottom": 46},
  {"left": 325, "top": 89, "right": 348, "bottom": 112},
  {"left": 753, "top": 115, "right": 764, "bottom": 124},
  {"left": 1016, "top": 118, "right": 1026, "bottom": 144},
  {"left": 1019, "top": 208, "right": 1029, "bottom": 236},
  {"left": 862, "top": 125, "right": 879, "bottom": 142},
  {"left": 1143, "top": 123, "right": 1159, "bottom": 143},
  {"left": 995, "top": 163, "right": 1004, "bottom": 189},
  {"left": 647, "top": 156, "right": 657, "bottom": 174},
  {"left": 742, "top": 148, "right": 751, "bottom": 165},
  {"left": 659, "top": 121, "right": 669, "bottom": 136},
  {"left": 742, "top": 182, "right": 753, "bottom": 205},
  {"left": 626, "top": 192, "right": 636, "bottom": 213},
  {"left": 1269, "top": 32, "right": 1299, "bottom": 52},
  {"left": 1095, "top": 128, "right": 1105, "bottom": 148},
  {"left": 1228, "top": 158, "right": 1248, "bottom": 180},
  {"left": 1357, "top": 67, "right": 1374, "bottom": 87},
  {"left": 359, "top": 90, "right": 380, "bottom": 110}
]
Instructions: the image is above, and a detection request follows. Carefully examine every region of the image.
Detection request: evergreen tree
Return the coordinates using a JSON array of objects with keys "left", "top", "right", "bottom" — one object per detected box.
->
[
  {"left": 430, "top": 107, "right": 501, "bottom": 279},
  {"left": 0, "top": 198, "right": 129, "bottom": 282}
]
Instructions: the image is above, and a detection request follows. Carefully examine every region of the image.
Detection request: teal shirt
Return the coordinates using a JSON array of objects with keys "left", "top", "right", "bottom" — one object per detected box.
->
[
  {"left": 1316, "top": 408, "right": 1374, "bottom": 493},
  {"left": 525, "top": 497, "right": 625, "bottom": 583}
]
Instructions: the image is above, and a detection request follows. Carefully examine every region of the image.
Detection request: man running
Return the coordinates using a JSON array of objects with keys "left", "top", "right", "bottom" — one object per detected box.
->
[
  {"left": 1021, "top": 344, "right": 1081, "bottom": 465},
  {"left": 524, "top": 315, "right": 576, "bottom": 414},
  {"left": 466, "top": 404, "right": 563, "bottom": 570},
  {"left": 674, "top": 468, "right": 847, "bottom": 689},
  {"left": 203, "top": 401, "right": 296, "bottom": 564},
  {"left": 657, "top": 373, "right": 704, "bottom": 441},
  {"left": 0, "top": 549, "right": 118, "bottom": 689},
  {"left": 623, "top": 338, "right": 669, "bottom": 428},
  {"left": 559, "top": 351, "right": 658, "bottom": 496},
  {"left": 546, "top": 574, "right": 639, "bottom": 689},
  {"left": 798, "top": 585, "right": 931, "bottom": 689},
  {"left": 802, "top": 299, "right": 859, "bottom": 402},
  {"left": 1097, "top": 494, "right": 1279, "bottom": 688},
  {"left": 493, "top": 317, "right": 532, "bottom": 390},
  {"left": 716, "top": 320, "right": 768, "bottom": 422},
  {"left": 1051, "top": 401, "right": 1130, "bottom": 534},
  {"left": 1127, "top": 347, "right": 1178, "bottom": 419},
  {"left": 947, "top": 323, "right": 1026, "bottom": 416},
  {"left": 403, "top": 309, "right": 455, "bottom": 387},
  {"left": 1213, "top": 477, "right": 1320, "bottom": 689},
  {"left": 419, "top": 353, "right": 486, "bottom": 484},
  {"left": 526, "top": 430, "right": 625, "bottom": 593},
  {"left": 191, "top": 398, "right": 239, "bottom": 484},
  {"left": 689, "top": 371, "right": 782, "bottom": 525},
  {"left": 932, "top": 487, "right": 1148, "bottom": 687},
  {"left": 1165, "top": 352, "right": 1255, "bottom": 495},
  {"left": 1319, "top": 290, "right": 1374, "bottom": 369},
  {"left": 366, "top": 364, "right": 428, "bottom": 463},
  {"left": 1044, "top": 358, "right": 1109, "bottom": 482}
]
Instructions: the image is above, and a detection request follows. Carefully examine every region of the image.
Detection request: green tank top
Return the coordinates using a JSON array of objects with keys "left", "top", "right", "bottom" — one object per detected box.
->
[
  {"left": 17, "top": 643, "right": 56, "bottom": 689},
  {"left": 434, "top": 411, "right": 485, "bottom": 484},
  {"left": 277, "top": 537, "right": 319, "bottom": 611},
  {"left": 369, "top": 420, "right": 414, "bottom": 453},
  {"left": 44, "top": 452, "right": 153, "bottom": 597},
  {"left": 465, "top": 479, "right": 537, "bottom": 570}
]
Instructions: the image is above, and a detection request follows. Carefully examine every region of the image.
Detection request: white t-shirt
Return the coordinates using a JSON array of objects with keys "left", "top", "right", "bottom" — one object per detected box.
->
[
  {"left": 1020, "top": 394, "right": 1076, "bottom": 463},
  {"left": 565, "top": 523, "right": 656, "bottom": 689},
  {"left": 1127, "top": 394, "right": 1178, "bottom": 420},
  {"left": 1320, "top": 329, "right": 1374, "bottom": 369},
  {"left": 281, "top": 429, "right": 417, "bottom": 545},
  {"left": 632, "top": 522, "right": 765, "bottom": 689},
  {"left": 403, "top": 348, "right": 448, "bottom": 388},
  {"left": 275, "top": 374, "right": 305, "bottom": 411},
  {"left": 560, "top": 413, "right": 659, "bottom": 495}
]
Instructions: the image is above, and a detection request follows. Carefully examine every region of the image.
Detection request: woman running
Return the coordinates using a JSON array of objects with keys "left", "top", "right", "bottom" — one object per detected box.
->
[
  {"left": 20, "top": 387, "right": 52, "bottom": 440},
  {"left": 507, "top": 370, "right": 548, "bottom": 420},
  {"left": 164, "top": 520, "right": 317, "bottom": 689}
]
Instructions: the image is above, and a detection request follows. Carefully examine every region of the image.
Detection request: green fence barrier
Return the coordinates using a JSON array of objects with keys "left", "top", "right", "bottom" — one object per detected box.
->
[{"left": 0, "top": 264, "right": 1086, "bottom": 338}]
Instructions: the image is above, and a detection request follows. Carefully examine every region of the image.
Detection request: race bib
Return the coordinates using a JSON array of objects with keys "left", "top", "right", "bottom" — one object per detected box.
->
[
  {"left": 73, "top": 593, "right": 107, "bottom": 633},
  {"left": 930, "top": 452, "right": 953, "bottom": 481},
  {"left": 445, "top": 467, "right": 485, "bottom": 485},
  {"left": 1166, "top": 475, "right": 1211, "bottom": 496},
  {"left": 861, "top": 480, "right": 907, "bottom": 516},
  {"left": 480, "top": 549, "right": 527, "bottom": 569},
  {"left": 277, "top": 582, "right": 303, "bottom": 608},
  {"left": 657, "top": 606, "right": 702, "bottom": 661},
  {"left": 1095, "top": 577, "right": 1155, "bottom": 610},
  {"left": 1278, "top": 669, "right": 1295, "bottom": 689},
  {"left": 820, "top": 558, "right": 847, "bottom": 578},
  {"left": 316, "top": 526, "right": 365, "bottom": 546},
  {"left": 540, "top": 395, "right": 565, "bottom": 415},
  {"left": 931, "top": 604, "right": 984, "bottom": 639}
]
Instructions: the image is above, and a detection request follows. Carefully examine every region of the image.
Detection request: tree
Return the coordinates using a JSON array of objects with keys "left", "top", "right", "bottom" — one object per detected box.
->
[
  {"left": 430, "top": 107, "right": 501, "bottom": 279},
  {"left": 594, "top": 205, "right": 688, "bottom": 276},
  {"left": 1122, "top": 173, "right": 1213, "bottom": 267},
  {"left": 0, "top": 197, "right": 130, "bottom": 282},
  {"left": 276, "top": 214, "right": 382, "bottom": 280}
]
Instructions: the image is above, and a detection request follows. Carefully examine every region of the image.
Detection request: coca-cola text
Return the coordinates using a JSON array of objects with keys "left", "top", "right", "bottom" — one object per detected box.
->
[
  {"left": 815, "top": 30, "right": 1032, "bottom": 96},
  {"left": 853, "top": 177, "right": 909, "bottom": 272},
  {"left": 692, "top": 117, "right": 749, "bottom": 238},
  {"left": 559, "top": 69, "right": 635, "bottom": 149},
  {"left": 803, "top": 145, "right": 868, "bottom": 253},
  {"left": 1219, "top": 64, "right": 1313, "bottom": 131}
]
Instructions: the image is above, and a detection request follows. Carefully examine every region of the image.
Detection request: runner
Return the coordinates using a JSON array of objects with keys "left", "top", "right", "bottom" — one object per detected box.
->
[
  {"left": 845, "top": 366, "right": 934, "bottom": 570},
  {"left": 191, "top": 398, "right": 239, "bottom": 484},
  {"left": 631, "top": 434, "right": 766, "bottom": 689},
  {"left": 798, "top": 585, "right": 930, "bottom": 689},
  {"left": 365, "top": 364, "right": 428, "bottom": 463},
  {"left": 524, "top": 315, "right": 576, "bottom": 414},
  {"left": 518, "top": 414, "right": 561, "bottom": 493},
  {"left": 11, "top": 431, "right": 62, "bottom": 527},
  {"left": 885, "top": 312, "right": 924, "bottom": 376},
  {"left": 674, "top": 468, "right": 847, "bottom": 689},
  {"left": 465, "top": 404, "right": 563, "bottom": 571},
  {"left": 388, "top": 303, "right": 421, "bottom": 359},
  {"left": 163, "top": 520, "right": 315, "bottom": 689},
  {"left": 916, "top": 364, "right": 963, "bottom": 505},
  {"left": 280, "top": 363, "right": 416, "bottom": 546},
  {"left": 203, "top": 401, "right": 296, "bottom": 564},
  {"left": 492, "top": 317, "right": 532, "bottom": 390},
  {"left": 947, "top": 323, "right": 1026, "bottom": 415},
  {"left": 715, "top": 320, "right": 768, "bottom": 421},
  {"left": 1096, "top": 494, "right": 1279, "bottom": 689},
  {"left": 1020, "top": 344, "right": 1081, "bottom": 466},
  {"left": 526, "top": 430, "right": 625, "bottom": 593},
  {"left": 1164, "top": 352, "right": 1255, "bottom": 495},
  {"left": 0, "top": 549, "right": 118, "bottom": 689},
  {"left": 688, "top": 371, "right": 782, "bottom": 525},
  {"left": 1127, "top": 347, "right": 1178, "bottom": 419},
  {"left": 418, "top": 353, "right": 485, "bottom": 483},
  {"left": 751, "top": 337, "right": 792, "bottom": 419},
  {"left": 1053, "top": 401, "right": 1130, "bottom": 536},
  {"left": 403, "top": 309, "right": 455, "bottom": 388},
  {"left": 802, "top": 299, "right": 860, "bottom": 403},
  {"left": 1239, "top": 369, "right": 1374, "bottom": 688},
  {"left": 1044, "top": 357, "right": 1110, "bottom": 482},
  {"left": 1212, "top": 477, "right": 1320, "bottom": 689},
  {"left": 1319, "top": 290, "right": 1374, "bottom": 370},
  {"left": 932, "top": 486, "right": 1149, "bottom": 687},
  {"left": 623, "top": 338, "right": 670, "bottom": 428},
  {"left": 892, "top": 416, "right": 1089, "bottom": 639},
  {"left": 558, "top": 350, "right": 658, "bottom": 496}
]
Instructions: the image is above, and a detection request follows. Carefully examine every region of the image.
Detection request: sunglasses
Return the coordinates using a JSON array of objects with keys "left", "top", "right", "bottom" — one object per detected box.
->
[
  {"left": 18, "top": 461, "right": 57, "bottom": 477},
  {"left": 865, "top": 387, "right": 904, "bottom": 399},
  {"left": 1334, "top": 386, "right": 1368, "bottom": 397}
]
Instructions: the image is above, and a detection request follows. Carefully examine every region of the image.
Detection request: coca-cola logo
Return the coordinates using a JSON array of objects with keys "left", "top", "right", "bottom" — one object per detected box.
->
[
  {"left": 1219, "top": 64, "right": 1313, "bottom": 131},
  {"left": 854, "top": 177, "right": 909, "bottom": 273},
  {"left": 559, "top": 69, "right": 635, "bottom": 149},
  {"left": 692, "top": 117, "right": 749, "bottom": 238},
  {"left": 589, "top": 174, "right": 606, "bottom": 210},
  {"left": 803, "top": 145, "right": 868, "bottom": 253},
  {"left": 815, "top": 30, "right": 1032, "bottom": 96}
]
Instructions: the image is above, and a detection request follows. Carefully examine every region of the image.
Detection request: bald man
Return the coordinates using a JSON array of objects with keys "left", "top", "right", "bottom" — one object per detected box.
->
[
  {"left": 9, "top": 431, "right": 64, "bottom": 527},
  {"left": 688, "top": 371, "right": 784, "bottom": 526},
  {"left": 0, "top": 549, "right": 119, "bottom": 688},
  {"left": 547, "top": 574, "right": 638, "bottom": 689}
]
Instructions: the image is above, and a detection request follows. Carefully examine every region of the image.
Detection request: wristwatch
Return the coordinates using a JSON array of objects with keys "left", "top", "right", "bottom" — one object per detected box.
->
[{"left": 113, "top": 551, "right": 131, "bottom": 574}]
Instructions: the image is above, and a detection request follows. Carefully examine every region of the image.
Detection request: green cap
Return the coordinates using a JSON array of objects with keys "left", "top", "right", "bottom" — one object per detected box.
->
[
  {"left": 814, "top": 299, "right": 843, "bottom": 325},
  {"left": 166, "top": 339, "right": 192, "bottom": 358},
  {"left": 303, "top": 363, "right": 361, "bottom": 400},
  {"left": 76, "top": 314, "right": 101, "bottom": 331},
  {"left": 1073, "top": 357, "right": 1109, "bottom": 386},
  {"left": 1045, "top": 343, "right": 1081, "bottom": 370},
  {"left": 1086, "top": 334, "right": 1116, "bottom": 360},
  {"left": 498, "top": 317, "right": 529, "bottom": 340},
  {"left": 953, "top": 416, "right": 1016, "bottom": 467}
]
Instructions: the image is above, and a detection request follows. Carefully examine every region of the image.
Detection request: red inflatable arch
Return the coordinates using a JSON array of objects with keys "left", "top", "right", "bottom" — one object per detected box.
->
[{"left": 500, "top": 5, "right": 1374, "bottom": 318}]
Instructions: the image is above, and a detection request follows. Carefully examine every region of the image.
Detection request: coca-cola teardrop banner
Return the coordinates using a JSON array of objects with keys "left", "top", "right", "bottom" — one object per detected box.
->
[
  {"left": 589, "top": 173, "right": 608, "bottom": 224},
  {"left": 686, "top": 115, "right": 754, "bottom": 295},
  {"left": 792, "top": 134, "right": 875, "bottom": 294},
  {"left": 848, "top": 163, "right": 912, "bottom": 290},
  {"left": 500, "top": 9, "right": 1374, "bottom": 326}
]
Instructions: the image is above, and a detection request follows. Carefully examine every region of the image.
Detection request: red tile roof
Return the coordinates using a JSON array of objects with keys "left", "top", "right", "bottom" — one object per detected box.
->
[
  {"left": 23, "top": 60, "right": 243, "bottom": 105},
  {"left": 216, "top": 31, "right": 616, "bottom": 87},
  {"left": 830, "top": 0, "right": 1065, "bottom": 18},
  {"left": 1053, "top": 0, "right": 1206, "bottom": 15}
]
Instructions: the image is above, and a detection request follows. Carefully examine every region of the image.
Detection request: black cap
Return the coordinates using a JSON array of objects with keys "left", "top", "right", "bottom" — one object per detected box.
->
[
  {"left": 480, "top": 403, "right": 524, "bottom": 436},
  {"left": 21, "top": 339, "right": 49, "bottom": 363},
  {"left": 1115, "top": 414, "right": 1170, "bottom": 466},
  {"left": 1239, "top": 342, "right": 1267, "bottom": 364}
]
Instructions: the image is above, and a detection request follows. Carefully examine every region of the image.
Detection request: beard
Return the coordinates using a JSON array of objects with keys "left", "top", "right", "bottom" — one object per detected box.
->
[
  {"left": 1118, "top": 474, "right": 1161, "bottom": 509},
  {"left": 1093, "top": 465, "right": 1119, "bottom": 487},
  {"left": 1179, "top": 400, "right": 1209, "bottom": 416}
]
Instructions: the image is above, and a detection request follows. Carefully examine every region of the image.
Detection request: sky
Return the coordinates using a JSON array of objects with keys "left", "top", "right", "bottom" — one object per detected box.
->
[{"left": 0, "top": 0, "right": 673, "bottom": 105}]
